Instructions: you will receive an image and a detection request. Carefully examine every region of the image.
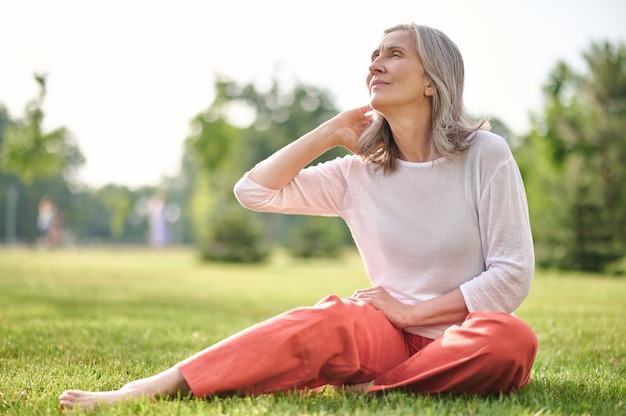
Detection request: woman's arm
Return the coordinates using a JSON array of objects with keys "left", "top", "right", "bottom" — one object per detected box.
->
[
  {"left": 352, "top": 286, "right": 469, "bottom": 329},
  {"left": 246, "top": 106, "right": 371, "bottom": 190}
]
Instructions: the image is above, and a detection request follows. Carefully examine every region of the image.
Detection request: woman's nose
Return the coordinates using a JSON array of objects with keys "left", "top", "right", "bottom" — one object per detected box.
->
[{"left": 369, "top": 58, "right": 385, "bottom": 74}]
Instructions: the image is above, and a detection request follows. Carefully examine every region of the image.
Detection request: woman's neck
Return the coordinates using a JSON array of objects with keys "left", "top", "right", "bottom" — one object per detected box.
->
[{"left": 386, "top": 110, "right": 433, "bottom": 162}]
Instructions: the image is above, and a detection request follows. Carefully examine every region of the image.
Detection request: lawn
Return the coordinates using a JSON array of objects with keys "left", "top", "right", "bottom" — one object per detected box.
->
[{"left": 0, "top": 247, "right": 624, "bottom": 415}]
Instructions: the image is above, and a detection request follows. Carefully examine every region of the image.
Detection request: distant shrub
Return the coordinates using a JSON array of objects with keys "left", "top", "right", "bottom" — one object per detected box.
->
[
  {"left": 287, "top": 216, "right": 346, "bottom": 258},
  {"left": 200, "top": 209, "right": 270, "bottom": 263}
]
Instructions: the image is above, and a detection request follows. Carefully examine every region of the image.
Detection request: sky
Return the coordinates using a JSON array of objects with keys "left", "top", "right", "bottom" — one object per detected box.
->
[{"left": 1, "top": 0, "right": 624, "bottom": 188}]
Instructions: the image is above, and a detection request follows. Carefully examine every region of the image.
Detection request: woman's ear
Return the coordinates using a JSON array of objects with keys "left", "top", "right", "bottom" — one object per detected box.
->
[{"left": 424, "top": 83, "right": 435, "bottom": 97}]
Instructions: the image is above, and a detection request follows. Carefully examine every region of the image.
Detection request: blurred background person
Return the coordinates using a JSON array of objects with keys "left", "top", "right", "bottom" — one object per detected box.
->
[
  {"left": 148, "top": 193, "right": 168, "bottom": 247},
  {"left": 37, "top": 195, "right": 61, "bottom": 246}
]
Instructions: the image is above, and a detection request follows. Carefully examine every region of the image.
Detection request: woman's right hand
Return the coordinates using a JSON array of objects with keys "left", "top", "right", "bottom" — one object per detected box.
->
[{"left": 323, "top": 105, "right": 373, "bottom": 154}]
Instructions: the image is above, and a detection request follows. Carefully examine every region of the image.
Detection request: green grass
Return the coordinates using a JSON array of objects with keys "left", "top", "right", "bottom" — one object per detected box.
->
[{"left": 0, "top": 247, "right": 624, "bottom": 415}]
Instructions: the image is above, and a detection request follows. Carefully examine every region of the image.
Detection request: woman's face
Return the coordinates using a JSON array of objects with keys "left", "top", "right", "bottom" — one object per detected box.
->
[{"left": 366, "top": 30, "right": 433, "bottom": 113}]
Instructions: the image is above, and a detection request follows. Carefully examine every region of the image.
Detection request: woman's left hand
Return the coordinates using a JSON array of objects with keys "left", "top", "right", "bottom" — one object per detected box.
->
[{"left": 351, "top": 286, "right": 414, "bottom": 328}]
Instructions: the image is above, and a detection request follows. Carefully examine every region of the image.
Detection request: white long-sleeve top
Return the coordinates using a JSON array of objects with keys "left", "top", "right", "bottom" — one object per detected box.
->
[{"left": 234, "top": 130, "right": 534, "bottom": 339}]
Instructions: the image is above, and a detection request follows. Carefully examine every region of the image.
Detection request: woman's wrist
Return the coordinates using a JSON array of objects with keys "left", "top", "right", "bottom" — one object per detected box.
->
[
  {"left": 313, "top": 120, "right": 343, "bottom": 151},
  {"left": 402, "top": 303, "right": 420, "bottom": 328}
]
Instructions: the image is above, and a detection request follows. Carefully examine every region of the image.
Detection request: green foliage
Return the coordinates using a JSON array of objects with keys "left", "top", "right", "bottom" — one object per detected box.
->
[
  {"left": 97, "top": 185, "right": 133, "bottom": 239},
  {"left": 0, "top": 248, "right": 624, "bottom": 415},
  {"left": 0, "top": 75, "right": 85, "bottom": 244},
  {"left": 186, "top": 114, "right": 241, "bottom": 181},
  {"left": 25, "top": 184, "right": 163, "bottom": 245},
  {"left": 0, "top": 74, "right": 84, "bottom": 185},
  {"left": 227, "top": 76, "right": 349, "bottom": 167},
  {"left": 200, "top": 207, "right": 270, "bottom": 263},
  {"left": 517, "top": 41, "right": 626, "bottom": 272},
  {"left": 0, "top": 105, "right": 12, "bottom": 146},
  {"left": 287, "top": 216, "right": 346, "bottom": 258},
  {"left": 183, "top": 75, "right": 351, "bottom": 262}
]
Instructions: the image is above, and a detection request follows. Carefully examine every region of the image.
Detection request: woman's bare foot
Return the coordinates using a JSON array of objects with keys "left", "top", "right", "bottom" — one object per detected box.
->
[
  {"left": 342, "top": 381, "right": 375, "bottom": 393},
  {"left": 308, "top": 381, "right": 374, "bottom": 396},
  {"left": 58, "top": 388, "right": 141, "bottom": 410},
  {"left": 59, "top": 367, "right": 191, "bottom": 410}
]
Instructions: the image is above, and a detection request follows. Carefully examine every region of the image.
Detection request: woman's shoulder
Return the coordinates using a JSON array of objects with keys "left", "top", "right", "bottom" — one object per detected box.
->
[{"left": 466, "top": 130, "right": 514, "bottom": 162}]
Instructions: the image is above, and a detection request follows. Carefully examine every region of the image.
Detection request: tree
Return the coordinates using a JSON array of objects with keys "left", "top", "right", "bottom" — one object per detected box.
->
[
  {"left": 1, "top": 74, "right": 84, "bottom": 184},
  {"left": 183, "top": 77, "right": 265, "bottom": 262},
  {"left": 287, "top": 216, "right": 345, "bottom": 259},
  {"left": 0, "top": 105, "right": 19, "bottom": 243},
  {"left": 183, "top": 75, "right": 352, "bottom": 261},
  {"left": 0, "top": 74, "right": 84, "bottom": 243},
  {"left": 227, "top": 76, "right": 352, "bottom": 256},
  {"left": 97, "top": 185, "right": 133, "bottom": 240},
  {"left": 516, "top": 41, "right": 626, "bottom": 272}
]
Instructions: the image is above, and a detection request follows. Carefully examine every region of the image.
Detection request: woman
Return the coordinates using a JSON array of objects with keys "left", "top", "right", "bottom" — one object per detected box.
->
[{"left": 59, "top": 22, "right": 537, "bottom": 410}]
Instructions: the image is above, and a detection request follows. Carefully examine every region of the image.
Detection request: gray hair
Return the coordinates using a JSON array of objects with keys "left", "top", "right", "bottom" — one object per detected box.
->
[{"left": 358, "top": 23, "right": 490, "bottom": 173}]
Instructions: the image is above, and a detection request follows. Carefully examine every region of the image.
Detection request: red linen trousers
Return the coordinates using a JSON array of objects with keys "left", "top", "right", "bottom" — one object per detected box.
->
[{"left": 177, "top": 294, "right": 537, "bottom": 397}]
